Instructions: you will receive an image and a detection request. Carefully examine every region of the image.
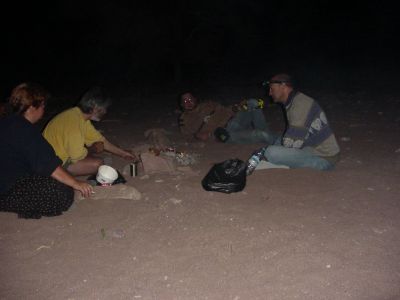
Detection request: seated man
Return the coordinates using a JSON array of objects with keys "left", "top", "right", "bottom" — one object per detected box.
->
[
  {"left": 178, "top": 92, "right": 276, "bottom": 144},
  {"left": 263, "top": 74, "right": 340, "bottom": 170},
  {"left": 43, "top": 87, "right": 135, "bottom": 176}
]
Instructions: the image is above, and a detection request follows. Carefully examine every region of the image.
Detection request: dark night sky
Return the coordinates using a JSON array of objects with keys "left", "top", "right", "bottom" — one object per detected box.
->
[{"left": 1, "top": 0, "right": 398, "bottom": 96}]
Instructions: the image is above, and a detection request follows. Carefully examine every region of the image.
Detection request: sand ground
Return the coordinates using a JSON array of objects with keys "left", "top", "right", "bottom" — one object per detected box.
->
[{"left": 1, "top": 84, "right": 400, "bottom": 300}]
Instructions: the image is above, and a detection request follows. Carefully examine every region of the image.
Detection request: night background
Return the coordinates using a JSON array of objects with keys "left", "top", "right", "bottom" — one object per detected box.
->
[
  {"left": 1, "top": 0, "right": 399, "bottom": 98},
  {"left": 2, "top": 2, "right": 400, "bottom": 297}
]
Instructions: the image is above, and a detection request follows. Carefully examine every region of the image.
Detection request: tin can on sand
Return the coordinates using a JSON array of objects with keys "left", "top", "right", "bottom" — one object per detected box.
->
[{"left": 130, "top": 163, "right": 137, "bottom": 177}]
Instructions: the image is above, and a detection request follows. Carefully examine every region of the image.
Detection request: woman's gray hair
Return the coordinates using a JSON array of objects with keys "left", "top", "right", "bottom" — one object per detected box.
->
[{"left": 77, "top": 86, "right": 111, "bottom": 114}]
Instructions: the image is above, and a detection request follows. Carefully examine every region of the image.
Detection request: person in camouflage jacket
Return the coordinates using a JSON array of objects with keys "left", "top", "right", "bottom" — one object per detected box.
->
[{"left": 178, "top": 92, "right": 276, "bottom": 144}]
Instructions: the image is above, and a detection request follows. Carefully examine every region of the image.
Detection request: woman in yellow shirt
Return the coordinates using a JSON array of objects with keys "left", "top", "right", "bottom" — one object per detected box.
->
[{"left": 43, "top": 87, "right": 135, "bottom": 176}]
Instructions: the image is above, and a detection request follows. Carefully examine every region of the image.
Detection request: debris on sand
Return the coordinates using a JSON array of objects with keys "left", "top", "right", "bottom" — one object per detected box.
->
[
  {"left": 144, "top": 128, "right": 172, "bottom": 150},
  {"left": 75, "top": 185, "right": 142, "bottom": 201},
  {"left": 112, "top": 229, "right": 125, "bottom": 238},
  {"left": 174, "top": 151, "right": 200, "bottom": 166},
  {"left": 168, "top": 197, "right": 182, "bottom": 204}
]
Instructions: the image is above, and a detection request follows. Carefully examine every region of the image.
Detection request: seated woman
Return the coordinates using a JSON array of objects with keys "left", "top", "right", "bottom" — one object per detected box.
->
[
  {"left": 0, "top": 83, "right": 93, "bottom": 219},
  {"left": 43, "top": 86, "right": 135, "bottom": 176}
]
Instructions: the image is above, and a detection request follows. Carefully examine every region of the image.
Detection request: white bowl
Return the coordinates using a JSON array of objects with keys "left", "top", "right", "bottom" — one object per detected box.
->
[{"left": 96, "top": 165, "right": 118, "bottom": 186}]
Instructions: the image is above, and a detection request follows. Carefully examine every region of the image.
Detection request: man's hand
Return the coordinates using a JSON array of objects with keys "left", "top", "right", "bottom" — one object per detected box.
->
[
  {"left": 87, "top": 141, "right": 104, "bottom": 154},
  {"left": 203, "top": 115, "right": 211, "bottom": 123},
  {"left": 232, "top": 99, "right": 247, "bottom": 112}
]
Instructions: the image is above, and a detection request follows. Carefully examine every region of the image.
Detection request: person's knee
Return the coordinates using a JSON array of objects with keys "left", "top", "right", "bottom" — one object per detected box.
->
[
  {"left": 83, "top": 156, "right": 103, "bottom": 170},
  {"left": 246, "top": 98, "right": 259, "bottom": 109},
  {"left": 264, "top": 145, "right": 279, "bottom": 161},
  {"left": 226, "top": 119, "right": 241, "bottom": 132},
  {"left": 256, "top": 130, "right": 276, "bottom": 145},
  {"left": 92, "top": 157, "right": 104, "bottom": 169},
  {"left": 67, "top": 156, "right": 104, "bottom": 176},
  {"left": 313, "top": 159, "right": 334, "bottom": 171}
]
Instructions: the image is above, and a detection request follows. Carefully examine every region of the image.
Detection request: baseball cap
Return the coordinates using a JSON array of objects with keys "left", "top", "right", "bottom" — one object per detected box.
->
[{"left": 262, "top": 74, "right": 292, "bottom": 87}]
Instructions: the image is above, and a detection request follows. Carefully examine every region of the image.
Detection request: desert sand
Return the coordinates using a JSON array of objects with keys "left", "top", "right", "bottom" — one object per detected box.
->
[{"left": 1, "top": 83, "right": 399, "bottom": 300}]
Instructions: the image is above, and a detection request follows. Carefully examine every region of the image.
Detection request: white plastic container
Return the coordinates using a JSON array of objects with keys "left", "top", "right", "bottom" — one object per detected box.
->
[{"left": 96, "top": 165, "right": 118, "bottom": 186}]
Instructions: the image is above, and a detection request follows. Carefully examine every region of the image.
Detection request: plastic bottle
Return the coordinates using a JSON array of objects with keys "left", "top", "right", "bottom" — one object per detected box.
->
[{"left": 246, "top": 147, "right": 266, "bottom": 175}]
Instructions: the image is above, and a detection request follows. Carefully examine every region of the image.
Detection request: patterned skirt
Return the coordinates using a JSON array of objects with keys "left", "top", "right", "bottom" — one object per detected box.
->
[{"left": 0, "top": 175, "right": 74, "bottom": 219}]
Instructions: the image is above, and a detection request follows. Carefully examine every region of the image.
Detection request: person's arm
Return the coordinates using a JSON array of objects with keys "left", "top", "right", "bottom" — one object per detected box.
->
[
  {"left": 51, "top": 166, "right": 93, "bottom": 198},
  {"left": 196, "top": 104, "right": 234, "bottom": 140},
  {"left": 103, "top": 139, "right": 136, "bottom": 161},
  {"left": 87, "top": 141, "right": 104, "bottom": 154},
  {"left": 179, "top": 112, "right": 204, "bottom": 136},
  {"left": 283, "top": 96, "right": 313, "bottom": 149}
]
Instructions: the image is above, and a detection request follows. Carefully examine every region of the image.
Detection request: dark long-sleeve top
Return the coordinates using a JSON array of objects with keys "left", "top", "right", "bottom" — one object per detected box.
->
[{"left": 0, "top": 115, "right": 61, "bottom": 194}]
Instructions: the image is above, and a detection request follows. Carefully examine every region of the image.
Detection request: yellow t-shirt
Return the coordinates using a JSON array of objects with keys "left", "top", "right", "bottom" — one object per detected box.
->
[{"left": 43, "top": 107, "right": 105, "bottom": 164}]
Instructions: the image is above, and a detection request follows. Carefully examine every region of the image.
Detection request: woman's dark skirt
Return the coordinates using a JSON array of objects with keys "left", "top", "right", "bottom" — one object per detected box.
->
[{"left": 0, "top": 175, "right": 74, "bottom": 219}]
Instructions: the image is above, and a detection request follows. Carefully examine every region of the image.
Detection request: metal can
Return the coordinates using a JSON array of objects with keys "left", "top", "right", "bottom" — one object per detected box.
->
[{"left": 130, "top": 163, "right": 137, "bottom": 177}]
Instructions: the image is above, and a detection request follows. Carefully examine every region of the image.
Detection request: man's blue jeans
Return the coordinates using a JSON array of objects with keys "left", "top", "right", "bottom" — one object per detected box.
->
[
  {"left": 263, "top": 144, "right": 334, "bottom": 170},
  {"left": 225, "top": 99, "right": 276, "bottom": 144}
]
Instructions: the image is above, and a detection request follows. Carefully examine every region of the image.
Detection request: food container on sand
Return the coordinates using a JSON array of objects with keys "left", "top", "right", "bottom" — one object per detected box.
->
[{"left": 96, "top": 165, "right": 118, "bottom": 186}]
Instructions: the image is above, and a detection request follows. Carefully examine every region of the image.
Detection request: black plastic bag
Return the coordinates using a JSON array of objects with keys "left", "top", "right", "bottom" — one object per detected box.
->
[{"left": 201, "top": 159, "right": 246, "bottom": 193}]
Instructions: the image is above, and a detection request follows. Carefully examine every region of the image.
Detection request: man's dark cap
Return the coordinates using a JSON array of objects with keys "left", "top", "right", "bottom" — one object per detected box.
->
[{"left": 262, "top": 74, "right": 293, "bottom": 87}]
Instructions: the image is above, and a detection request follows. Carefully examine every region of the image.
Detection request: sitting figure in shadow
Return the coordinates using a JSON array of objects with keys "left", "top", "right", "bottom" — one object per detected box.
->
[{"left": 178, "top": 91, "right": 277, "bottom": 145}]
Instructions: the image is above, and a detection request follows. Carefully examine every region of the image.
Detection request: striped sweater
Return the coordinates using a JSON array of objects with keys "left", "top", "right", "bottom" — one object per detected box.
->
[{"left": 283, "top": 91, "right": 340, "bottom": 158}]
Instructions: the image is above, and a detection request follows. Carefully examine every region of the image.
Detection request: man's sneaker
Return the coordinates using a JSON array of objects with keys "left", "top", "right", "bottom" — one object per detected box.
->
[{"left": 214, "top": 127, "right": 230, "bottom": 143}]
